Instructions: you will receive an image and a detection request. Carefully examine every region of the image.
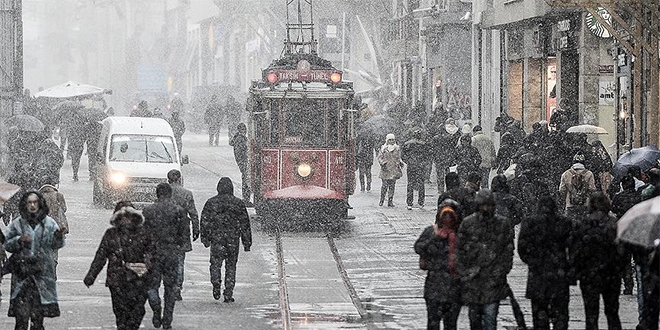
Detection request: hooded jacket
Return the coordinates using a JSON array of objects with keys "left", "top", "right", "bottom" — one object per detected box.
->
[
  {"left": 471, "top": 131, "right": 496, "bottom": 169},
  {"left": 39, "top": 184, "right": 68, "bottom": 234},
  {"left": 558, "top": 163, "right": 596, "bottom": 209},
  {"left": 200, "top": 177, "right": 252, "bottom": 249},
  {"left": 84, "top": 206, "right": 155, "bottom": 287}
]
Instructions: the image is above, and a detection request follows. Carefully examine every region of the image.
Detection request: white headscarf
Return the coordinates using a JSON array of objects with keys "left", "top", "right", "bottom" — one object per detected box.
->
[{"left": 383, "top": 133, "right": 397, "bottom": 152}]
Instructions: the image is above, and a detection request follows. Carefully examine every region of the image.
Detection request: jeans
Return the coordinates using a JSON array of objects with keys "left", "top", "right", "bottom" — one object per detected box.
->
[
  {"left": 147, "top": 252, "right": 179, "bottom": 327},
  {"left": 467, "top": 301, "right": 500, "bottom": 330},
  {"left": 210, "top": 242, "right": 240, "bottom": 297}
]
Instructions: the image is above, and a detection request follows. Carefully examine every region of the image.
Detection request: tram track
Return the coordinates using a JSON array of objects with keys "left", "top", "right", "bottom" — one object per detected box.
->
[{"left": 274, "top": 225, "right": 366, "bottom": 330}]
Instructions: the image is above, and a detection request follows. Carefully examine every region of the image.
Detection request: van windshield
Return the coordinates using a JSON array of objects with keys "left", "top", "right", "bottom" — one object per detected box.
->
[{"left": 109, "top": 135, "right": 176, "bottom": 163}]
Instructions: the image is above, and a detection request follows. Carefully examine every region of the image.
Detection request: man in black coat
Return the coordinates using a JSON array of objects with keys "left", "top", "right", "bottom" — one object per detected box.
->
[
  {"left": 229, "top": 123, "right": 252, "bottom": 206},
  {"left": 167, "top": 170, "right": 199, "bottom": 301},
  {"left": 402, "top": 127, "right": 429, "bottom": 209},
  {"left": 142, "top": 183, "right": 187, "bottom": 330},
  {"left": 200, "top": 177, "right": 252, "bottom": 302},
  {"left": 431, "top": 118, "right": 461, "bottom": 192}
]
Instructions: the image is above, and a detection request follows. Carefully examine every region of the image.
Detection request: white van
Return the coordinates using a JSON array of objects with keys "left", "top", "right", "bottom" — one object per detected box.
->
[{"left": 93, "top": 116, "right": 188, "bottom": 208}]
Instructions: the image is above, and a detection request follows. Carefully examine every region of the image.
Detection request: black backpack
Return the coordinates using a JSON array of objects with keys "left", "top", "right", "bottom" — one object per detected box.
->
[{"left": 570, "top": 171, "right": 589, "bottom": 206}]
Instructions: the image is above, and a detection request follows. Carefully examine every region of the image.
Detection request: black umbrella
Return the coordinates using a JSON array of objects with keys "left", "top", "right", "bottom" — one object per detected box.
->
[
  {"left": 611, "top": 146, "right": 660, "bottom": 180},
  {"left": 5, "top": 114, "right": 45, "bottom": 132},
  {"left": 358, "top": 114, "right": 401, "bottom": 144}
]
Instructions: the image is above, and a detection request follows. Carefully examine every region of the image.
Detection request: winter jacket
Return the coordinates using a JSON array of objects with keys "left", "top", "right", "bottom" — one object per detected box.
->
[
  {"left": 34, "top": 138, "right": 64, "bottom": 187},
  {"left": 4, "top": 210, "right": 64, "bottom": 306},
  {"left": 471, "top": 131, "right": 496, "bottom": 169},
  {"left": 431, "top": 128, "right": 460, "bottom": 166},
  {"left": 355, "top": 133, "right": 376, "bottom": 168},
  {"left": 84, "top": 207, "right": 155, "bottom": 287},
  {"left": 170, "top": 183, "right": 200, "bottom": 253},
  {"left": 457, "top": 212, "right": 514, "bottom": 305},
  {"left": 571, "top": 211, "right": 625, "bottom": 284},
  {"left": 200, "top": 177, "right": 252, "bottom": 249},
  {"left": 611, "top": 188, "right": 642, "bottom": 218},
  {"left": 39, "top": 185, "right": 68, "bottom": 235},
  {"left": 414, "top": 226, "right": 462, "bottom": 302},
  {"left": 518, "top": 210, "right": 572, "bottom": 300},
  {"left": 402, "top": 138, "right": 429, "bottom": 171},
  {"left": 496, "top": 132, "right": 517, "bottom": 174},
  {"left": 377, "top": 144, "right": 403, "bottom": 180},
  {"left": 204, "top": 103, "right": 224, "bottom": 128},
  {"left": 229, "top": 132, "right": 249, "bottom": 167},
  {"left": 558, "top": 164, "right": 596, "bottom": 209},
  {"left": 455, "top": 145, "right": 482, "bottom": 178},
  {"left": 142, "top": 198, "right": 188, "bottom": 252}
]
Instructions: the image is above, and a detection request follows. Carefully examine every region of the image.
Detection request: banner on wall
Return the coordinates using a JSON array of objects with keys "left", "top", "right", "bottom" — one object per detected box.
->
[{"left": 599, "top": 80, "right": 615, "bottom": 106}]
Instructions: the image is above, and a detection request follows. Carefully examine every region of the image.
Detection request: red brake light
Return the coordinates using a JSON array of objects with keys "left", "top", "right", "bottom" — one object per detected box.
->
[
  {"left": 267, "top": 73, "right": 278, "bottom": 84},
  {"left": 330, "top": 72, "right": 341, "bottom": 84}
]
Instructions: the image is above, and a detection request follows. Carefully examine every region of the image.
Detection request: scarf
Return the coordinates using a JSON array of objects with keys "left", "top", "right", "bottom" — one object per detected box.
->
[
  {"left": 445, "top": 123, "right": 459, "bottom": 135},
  {"left": 434, "top": 206, "right": 458, "bottom": 277}
]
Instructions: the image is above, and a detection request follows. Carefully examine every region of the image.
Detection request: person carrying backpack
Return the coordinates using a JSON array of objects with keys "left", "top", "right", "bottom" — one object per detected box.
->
[{"left": 559, "top": 152, "right": 596, "bottom": 220}]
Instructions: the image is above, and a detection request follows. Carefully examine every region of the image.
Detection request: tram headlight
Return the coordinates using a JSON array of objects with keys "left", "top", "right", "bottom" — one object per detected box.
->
[
  {"left": 297, "top": 163, "right": 312, "bottom": 178},
  {"left": 330, "top": 72, "right": 342, "bottom": 84},
  {"left": 267, "top": 72, "right": 278, "bottom": 84}
]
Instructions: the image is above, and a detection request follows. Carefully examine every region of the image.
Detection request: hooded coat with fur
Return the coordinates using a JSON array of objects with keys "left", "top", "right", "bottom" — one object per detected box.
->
[{"left": 84, "top": 207, "right": 155, "bottom": 287}]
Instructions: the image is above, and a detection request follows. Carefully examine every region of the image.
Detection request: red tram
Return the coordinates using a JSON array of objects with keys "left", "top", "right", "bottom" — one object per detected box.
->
[{"left": 247, "top": 1, "right": 356, "bottom": 222}]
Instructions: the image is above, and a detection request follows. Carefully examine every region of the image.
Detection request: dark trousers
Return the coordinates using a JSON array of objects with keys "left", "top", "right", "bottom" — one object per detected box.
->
[
  {"left": 406, "top": 167, "right": 425, "bottom": 207},
  {"left": 177, "top": 252, "right": 186, "bottom": 290},
  {"left": 238, "top": 162, "right": 251, "bottom": 203},
  {"left": 13, "top": 278, "right": 44, "bottom": 330},
  {"left": 210, "top": 242, "right": 240, "bottom": 297},
  {"left": 380, "top": 179, "right": 396, "bottom": 205},
  {"left": 479, "top": 167, "right": 490, "bottom": 189},
  {"left": 69, "top": 146, "right": 84, "bottom": 179},
  {"left": 435, "top": 164, "right": 451, "bottom": 193},
  {"left": 357, "top": 163, "right": 372, "bottom": 191},
  {"left": 147, "top": 252, "right": 179, "bottom": 328},
  {"left": 580, "top": 279, "right": 622, "bottom": 330},
  {"left": 424, "top": 298, "right": 461, "bottom": 330},
  {"left": 530, "top": 289, "right": 570, "bottom": 330},
  {"left": 638, "top": 263, "right": 659, "bottom": 330},
  {"left": 110, "top": 284, "right": 148, "bottom": 330}
]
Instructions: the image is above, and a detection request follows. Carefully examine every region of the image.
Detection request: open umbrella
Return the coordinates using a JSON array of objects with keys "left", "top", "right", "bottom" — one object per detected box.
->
[
  {"left": 611, "top": 146, "right": 660, "bottom": 180},
  {"left": 566, "top": 124, "right": 608, "bottom": 135},
  {"left": 617, "top": 196, "right": 660, "bottom": 248},
  {"left": 0, "top": 182, "right": 21, "bottom": 205},
  {"left": 5, "top": 114, "right": 45, "bottom": 132},
  {"left": 358, "top": 114, "right": 401, "bottom": 143},
  {"left": 34, "top": 81, "right": 110, "bottom": 99}
]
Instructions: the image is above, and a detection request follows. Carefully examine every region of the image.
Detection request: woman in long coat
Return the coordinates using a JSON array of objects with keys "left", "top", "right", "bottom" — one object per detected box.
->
[
  {"left": 4, "top": 190, "right": 65, "bottom": 330},
  {"left": 518, "top": 194, "right": 572, "bottom": 330},
  {"left": 378, "top": 133, "right": 403, "bottom": 207},
  {"left": 84, "top": 202, "right": 155, "bottom": 330},
  {"left": 415, "top": 199, "right": 462, "bottom": 329}
]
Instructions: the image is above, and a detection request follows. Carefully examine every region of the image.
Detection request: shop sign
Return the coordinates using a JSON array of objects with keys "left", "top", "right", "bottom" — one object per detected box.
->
[
  {"left": 599, "top": 80, "right": 615, "bottom": 106},
  {"left": 599, "top": 65, "right": 614, "bottom": 74}
]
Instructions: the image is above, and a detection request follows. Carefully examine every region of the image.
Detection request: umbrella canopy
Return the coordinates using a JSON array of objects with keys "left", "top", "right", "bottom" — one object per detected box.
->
[
  {"left": 56, "top": 106, "right": 107, "bottom": 126},
  {"left": 617, "top": 196, "right": 660, "bottom": 248},
  {"left": 34, "top": 81, "right": 109, "bottom": 99},
  {"left": 611, "top": 146, "right": 660, "bottom": 180},
  {"left": 358, "top": 114, "right": 401, "bottom": 143},
  {"left": 566, "top": 124, "right": 608, "bottom": 135},
  {"left": 5, "top": 114, "right": 45, "bottom": 132}
]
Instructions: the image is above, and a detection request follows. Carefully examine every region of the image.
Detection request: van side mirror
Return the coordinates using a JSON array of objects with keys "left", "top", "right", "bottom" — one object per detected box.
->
[{"left": 182, "top": 155, "right": 189, "bottom": 165}]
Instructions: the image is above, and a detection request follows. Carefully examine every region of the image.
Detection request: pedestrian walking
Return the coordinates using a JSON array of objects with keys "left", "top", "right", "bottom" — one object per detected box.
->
[
  {"left": 168, "top": 111, "right": 186, "bottom": 155},
  {"left": 518, "top": 194, "right": 572, "bottom": 330},
  {"left": 229, "top": 123, "right": 253, "bottom": 206},
  {"left": 414, "top": 199, "right": 463, "bottom": 330},
  {"left": 142, "top": 183, "right": 188, "bottom": 330},
  {"left": 4, "top": 190, "right": 65, "bottom": 330},
  {"left": 402, "top": 128, "right": 430, "bottom": 209},
  {"left": 431, "top": 118, "right": 461, "bottom": 192},
  {"left": 226, "top": 95, "right": 242, "bottom": 138},
  {"left": 84, "top": 201, "right": 155, "bottom": 330},
  {"left": 200, "top": 177, "right": 252, "bottom": 302},
  {"left": 33, "top": 129, "right": 64, "bottom": 188},
  {"left": 471, "top": 126, "right": 496, "bottom": 188},
  {"left": 437, "top": 172, "right": 478, "bottom": 219},
  {"left": 455, "top": 134, "right": 482, "bottom": 186},
  {"left": 38, "top": 184, "right": 67, "bottom": 267},
  {"left": 495, "top": 132, "right": 517, "bottom": 175},
  {"left": 611, "top": 175, "right": 642, "bottom": 296},
  {"left": 130, "top": 100, "right": 152, "bottom": 118},
  {"left": 571, "top": 192, "right": 624, "bottom": 330},
  {"left": 457, "top": 189, "right": 515, "bottom": 330},
  {"left": 490, "top": 175, "right": 524, "bottom": 226},
  {"left": 377, "top": 133, "right": 403, "bottom": 207},
  {"left": 204, "top": 95, "right": 223, "bottom": 146},
  {"left": 559, "top": 152, "right": 596, "bottom": 220},
  {"left": 167, "top": 169, "right": 200, "bottom": 301},
  {"left": 355, "top": 130, "right": 376, "bottom": 192},
  {"left": 591, "top": 140, "right": 613, "bottom": 193}
]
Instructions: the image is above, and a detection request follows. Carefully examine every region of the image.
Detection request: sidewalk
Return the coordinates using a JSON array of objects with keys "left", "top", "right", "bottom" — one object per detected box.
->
[{"left": 350, "top": 178, "right": 640, "bottom": 329}]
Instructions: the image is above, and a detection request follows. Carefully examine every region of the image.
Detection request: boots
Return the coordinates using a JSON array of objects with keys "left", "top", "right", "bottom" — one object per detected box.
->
[
  {"left": 379, "top": 187, "right": 386, "bottom": 206},
  {"left": 387, "top": 198, "right": 395, "bottom": 207},
  {"left": 152, "top": 307, "right": 162, "bottom": 328},
  {"left": 366, "top": 179, "right": 371, "bottom": 192},
  {"left": 212, "top": 282, "right": 222, "bottom": 300}
]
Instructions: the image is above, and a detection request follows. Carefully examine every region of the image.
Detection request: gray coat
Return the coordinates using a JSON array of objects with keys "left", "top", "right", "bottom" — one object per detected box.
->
[
  {"left": 377, "top": 144, "right": 403, "bottom": 180},
  {"left": 170, "top": 183, "right": 199, "bottom": 252}
]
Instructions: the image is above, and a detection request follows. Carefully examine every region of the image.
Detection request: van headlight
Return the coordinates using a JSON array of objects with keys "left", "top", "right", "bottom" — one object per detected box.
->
[{"left": 109, "top": 171, "right": 127, "bottom": 186}]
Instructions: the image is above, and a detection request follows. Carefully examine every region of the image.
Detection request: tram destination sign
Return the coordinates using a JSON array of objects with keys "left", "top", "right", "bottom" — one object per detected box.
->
[{"left": 271, "top": 69, "right": 334, "bottom": 83}]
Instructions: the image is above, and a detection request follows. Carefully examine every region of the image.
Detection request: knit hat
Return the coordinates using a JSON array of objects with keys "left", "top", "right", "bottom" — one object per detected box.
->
[{"left": 385, "top": 133, "right": 395, "bottom": 141}]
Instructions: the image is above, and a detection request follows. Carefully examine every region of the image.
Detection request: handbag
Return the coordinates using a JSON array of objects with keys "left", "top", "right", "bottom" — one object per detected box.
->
[
  {"left": 2, "top": 219, "right": 44, "bottom": 278},
  {"left": 117, "top": 238, "right": 148, "bottom": 280}
]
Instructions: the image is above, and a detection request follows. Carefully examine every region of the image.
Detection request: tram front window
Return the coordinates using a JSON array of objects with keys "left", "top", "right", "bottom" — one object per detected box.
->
[{"left": 282, "top": 99, "right": 334, "bottom": 146}]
